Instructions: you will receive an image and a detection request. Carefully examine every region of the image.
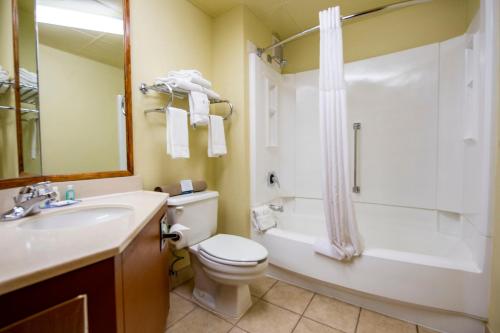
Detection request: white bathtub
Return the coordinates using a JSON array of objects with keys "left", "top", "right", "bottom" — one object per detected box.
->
[{"left": 251, "top": 200, "right": 489, "bottom": 322}]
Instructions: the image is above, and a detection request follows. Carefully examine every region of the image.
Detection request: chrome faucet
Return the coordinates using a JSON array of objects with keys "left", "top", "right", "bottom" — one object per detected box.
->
[{"left": 1, "top": 182, "right": 57, "bottom": 222}]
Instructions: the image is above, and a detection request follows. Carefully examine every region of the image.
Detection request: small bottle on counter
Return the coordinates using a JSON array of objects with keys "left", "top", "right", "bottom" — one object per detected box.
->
[{"left": 65, "top": 185, "right": 75, "bottom": 200}]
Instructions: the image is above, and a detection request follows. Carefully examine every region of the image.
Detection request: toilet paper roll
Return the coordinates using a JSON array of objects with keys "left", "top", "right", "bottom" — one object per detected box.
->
[{"left": 168, "top": 224, "right": 190, "bottom": 249}]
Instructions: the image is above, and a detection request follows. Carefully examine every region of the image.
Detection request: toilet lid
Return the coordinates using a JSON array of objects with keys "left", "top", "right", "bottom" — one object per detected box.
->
[{"left": 199, "top": 234, "right": 268, "bottom": 264}]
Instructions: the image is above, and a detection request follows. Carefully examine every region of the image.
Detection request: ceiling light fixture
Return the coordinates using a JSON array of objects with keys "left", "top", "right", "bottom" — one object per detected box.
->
[{"left": 36, "top": 5, "right": 123, "bottom": 35}]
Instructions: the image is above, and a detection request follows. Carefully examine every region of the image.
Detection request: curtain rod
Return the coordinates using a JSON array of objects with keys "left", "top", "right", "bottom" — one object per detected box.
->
[{"left": 256, "top": 0, "right": 432, "bottom": 57}]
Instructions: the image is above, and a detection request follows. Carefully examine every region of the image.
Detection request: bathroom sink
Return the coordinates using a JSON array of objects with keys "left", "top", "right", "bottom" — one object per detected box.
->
[{"left": 18, "top": 206, "right": 133, "bottom": 230}]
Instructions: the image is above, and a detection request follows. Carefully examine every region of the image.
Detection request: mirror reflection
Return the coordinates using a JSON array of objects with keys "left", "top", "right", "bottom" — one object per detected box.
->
[
  {"left": 0, "top": 0, "right": 128, "bottom": 181},
  {"left": 0, "top": 1, "right": 18, "bottom": 179}
]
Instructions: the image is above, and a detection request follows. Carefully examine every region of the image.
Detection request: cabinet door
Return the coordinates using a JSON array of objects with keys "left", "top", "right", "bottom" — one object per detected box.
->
[
  {"left": 0, "top": 295, "right": 86, "bottom": 333},
  {"left": 122, "top": 207, "right": 169, "bottom": 333}
]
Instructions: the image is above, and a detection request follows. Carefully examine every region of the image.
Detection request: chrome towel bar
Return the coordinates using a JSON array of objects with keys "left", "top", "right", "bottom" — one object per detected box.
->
[
  {"left": 352, "top": 122, "right": 361, "bottom": 193},
  {"left": 140, "top": 82, "right": 234, "bottom": 120}
]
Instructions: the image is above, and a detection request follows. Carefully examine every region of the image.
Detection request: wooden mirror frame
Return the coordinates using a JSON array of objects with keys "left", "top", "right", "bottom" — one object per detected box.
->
[{"left": 0, "top": 0, "right": 133, "bottom": 189}]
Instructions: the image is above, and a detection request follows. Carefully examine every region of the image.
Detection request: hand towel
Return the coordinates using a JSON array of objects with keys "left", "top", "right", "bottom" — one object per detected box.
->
[
  {"left": 251, "top": 206, "right": 278, "bottom": 232},
  {"left": 166, "top": 107, "right": 189, "bottom": 159},
  {"left": 188, "top": 91, "right": 210, "bottom": 126},
  {"left": 208, "top": 115, "right": 227, "bottom": 157}
]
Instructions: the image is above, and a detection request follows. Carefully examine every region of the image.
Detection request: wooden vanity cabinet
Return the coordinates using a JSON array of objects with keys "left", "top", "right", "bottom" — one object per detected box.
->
[{"left": 0, "top": 206, "right": 169, "bottom": 333}]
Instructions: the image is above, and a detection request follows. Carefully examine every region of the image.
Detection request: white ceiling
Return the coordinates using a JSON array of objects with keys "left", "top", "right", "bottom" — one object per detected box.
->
[
  {"left": 36, "top": 0, "right": 124, "bottom": 68},
  {"left": 187, "top": 0, "right": 402, "bottom": 38}
]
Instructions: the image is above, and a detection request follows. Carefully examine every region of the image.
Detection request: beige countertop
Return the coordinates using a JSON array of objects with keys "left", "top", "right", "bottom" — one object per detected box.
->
[{"left": 0, "top": 190, "right": 168, "bottom": 296}]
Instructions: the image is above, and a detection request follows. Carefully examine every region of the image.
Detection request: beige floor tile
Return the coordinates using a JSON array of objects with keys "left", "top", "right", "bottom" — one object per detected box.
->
[
  {"left": 166, "top": 307, "right": 232, "bottom": 333},
  {"left": 293, "top": 317, "right": 343, "bottom": 333},
  {"left": 418, "top": 326, "right": 441, "bottom": 333},
  {"left": 167, "top": 293, "right": 197, "bottom": 327},
  {"left": 237, "top": 300, "right": 300, "bottom": 333},
  {"left": 303, "top": 294, "right": 359, "bottom": 333},
  {"left": 249, "top": 276, "right": 277, "bottom": 297},
  {"left": 229, "top": 327, "right": 248, "bottom": 333},
  {"left": 172, "top": 279, "right": 194, "bottom": 301},
  {"left": 263, "top": 281, "right": 314, "bottom": 314},
  {"left": 357, "top": 309, "right": 417, "bottom": 333}
]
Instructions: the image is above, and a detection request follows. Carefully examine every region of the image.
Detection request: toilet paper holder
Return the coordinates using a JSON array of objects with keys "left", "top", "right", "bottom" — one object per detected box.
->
[{"left": 160, "top": 215, "right": 180, "bottom": 251}]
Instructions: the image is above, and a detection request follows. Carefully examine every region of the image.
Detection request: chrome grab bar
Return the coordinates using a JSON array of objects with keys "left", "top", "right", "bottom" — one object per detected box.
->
[{"left": 352, "top": 123, "right": 361, "bottom": 193}]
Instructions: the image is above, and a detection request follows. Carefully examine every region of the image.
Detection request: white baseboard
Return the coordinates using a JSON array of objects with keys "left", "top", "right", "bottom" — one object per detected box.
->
[{"left": 267, "top": 264, "right": 486, "bottom": 333}]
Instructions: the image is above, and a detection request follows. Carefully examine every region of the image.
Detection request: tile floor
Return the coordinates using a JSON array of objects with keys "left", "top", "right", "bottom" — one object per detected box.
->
[{"left": 166, "top": 277, "right": 439, "bottom": 333}]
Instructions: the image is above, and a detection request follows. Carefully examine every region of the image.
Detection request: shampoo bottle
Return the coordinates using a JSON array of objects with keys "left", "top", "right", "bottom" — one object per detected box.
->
[{"left": 65, "top": 185, "right": 75, "bottom": 200}]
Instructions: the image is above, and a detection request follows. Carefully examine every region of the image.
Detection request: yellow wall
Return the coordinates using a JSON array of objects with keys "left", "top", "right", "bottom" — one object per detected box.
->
[
  {"left": 0, "top": 0, "right": 18, "bottom": 179},
  {"left": 283, "top": 0, "right": 478, "bottom": 74},
  {"left": 38, "top": 45, "right": 123, "bottom": 174},
  {"left": 211, "top": 5, "right": 273, "bottom": 236},
  {"left": 130, "top": 0, "right": 215, "bottom": 191},
  {"left": 211, "top": 6, "right": 246, "bottom": 235}
]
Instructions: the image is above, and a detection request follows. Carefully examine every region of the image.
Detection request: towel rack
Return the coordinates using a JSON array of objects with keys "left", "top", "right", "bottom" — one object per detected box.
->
[
  {"left": 0, "top": 105, "right": 39, "bottom": 114},
  {"left": 139, "top": 82, "right": 234, "bottom": 120}
]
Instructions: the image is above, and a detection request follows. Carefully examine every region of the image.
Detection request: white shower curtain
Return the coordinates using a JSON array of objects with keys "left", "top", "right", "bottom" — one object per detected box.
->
[{"left": 314, "top": 7, "right": 363, "bottom": 260}]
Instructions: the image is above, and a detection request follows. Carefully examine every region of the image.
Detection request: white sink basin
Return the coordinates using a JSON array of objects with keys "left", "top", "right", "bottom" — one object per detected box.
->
[{"left": 18, "top": 206, "right": 133, "bottom": 230}]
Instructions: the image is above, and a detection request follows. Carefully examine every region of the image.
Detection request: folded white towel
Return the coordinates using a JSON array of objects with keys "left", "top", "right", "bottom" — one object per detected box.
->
[
  {"left": 167, "top": 69, "right": 202, "bottom": 77},
  {"left": 208, "top": 115, "right": 227, "bottom": 157},
  {"left": 19, "top": 68, "right": 37, "bottom": 86},
  {"left": 251, "top": 206, "right": 277, "bottom": 232},
  {"left": 0, "top": 66, "right": 9, "bottom": 93},
  {"left": 167, "top": 70, "right": 212, "bottom": 89},
  {"left": 188, "top": 91, "right": 210, "bottom": 126},
  {"left": 156, "top": 77, "right": 204, "bottom": 93},
  {"left": 166, "top": 107, "right": 190, "bottom": 159}
]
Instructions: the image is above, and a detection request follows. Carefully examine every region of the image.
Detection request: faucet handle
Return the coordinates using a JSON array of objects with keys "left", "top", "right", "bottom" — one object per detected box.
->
[{"left": 15, "top": 181, "right": 54, "bottom": 204}]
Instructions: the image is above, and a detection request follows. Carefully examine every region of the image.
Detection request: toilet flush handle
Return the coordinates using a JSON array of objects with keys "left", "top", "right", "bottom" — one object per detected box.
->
[{"left": 175, "top": 206, "right": 184, "bottom": 214}]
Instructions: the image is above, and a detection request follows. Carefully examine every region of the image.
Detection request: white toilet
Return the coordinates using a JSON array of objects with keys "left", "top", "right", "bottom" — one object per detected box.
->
[{"left": 167, "top": 191, "right": 268, "bottom": 319}]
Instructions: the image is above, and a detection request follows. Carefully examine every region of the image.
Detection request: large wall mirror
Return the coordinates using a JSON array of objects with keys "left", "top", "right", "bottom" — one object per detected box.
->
[{"left": 0, "top": 0, "right": 132, "bottom": 188}]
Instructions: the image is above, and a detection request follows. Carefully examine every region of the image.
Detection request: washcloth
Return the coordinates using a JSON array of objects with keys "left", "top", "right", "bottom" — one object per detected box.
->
[
  {"left": 188, "top": 91, "right": 210, "bottom": 126},
  {"left": 208, "top": 115, "right": 227, "bottom": 157},
  {"left": 166, "top": 107, "right": 189, "bottom": 159},
  {"left": 251, "top": 206, "right": 278, "bottom": 232}
]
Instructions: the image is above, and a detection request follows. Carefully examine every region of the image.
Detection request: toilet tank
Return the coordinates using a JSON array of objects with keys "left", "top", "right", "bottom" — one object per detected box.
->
[{"left": 167, "top": 191, "right": 219, "bottom": 246}]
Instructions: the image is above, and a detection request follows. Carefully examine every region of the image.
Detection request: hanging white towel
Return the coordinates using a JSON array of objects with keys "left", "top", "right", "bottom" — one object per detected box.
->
[
  {"left": 189, "top": 91, "right": 210, "bottom": 126},
  {"left": 30, "top": 119, "right": 37, "bottom": 160},
  {"left": 166, "top": 107, "right": 190, "bottom": 159},
  {"left": 208, "top": 115, "right": 227, "bottom": 157},
  {"left": 251, "top": 206, "right": 277, "bottom": 232}
]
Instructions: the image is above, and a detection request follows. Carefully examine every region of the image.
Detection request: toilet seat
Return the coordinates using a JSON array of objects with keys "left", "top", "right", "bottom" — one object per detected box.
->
[
  {"left": 199, "top": 250, "right": 259, "bottom": 267},
  {"left": 197, "top": 234, "right": 268, "bottom": 267}
]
